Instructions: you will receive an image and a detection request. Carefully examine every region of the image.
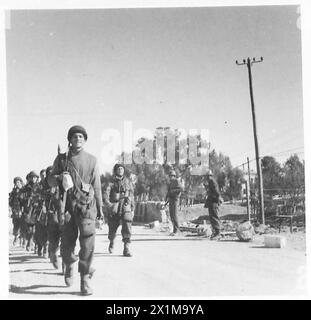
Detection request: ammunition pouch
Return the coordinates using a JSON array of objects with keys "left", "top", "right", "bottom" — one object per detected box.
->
[
  {"left": 122, "top": 204, "right": 133, "bottom": 222},
  {"left": 70, "top": 185, "right": 96, "bottom": 220}
]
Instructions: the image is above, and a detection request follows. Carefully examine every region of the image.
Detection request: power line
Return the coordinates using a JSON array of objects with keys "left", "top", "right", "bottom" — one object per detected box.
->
[{"left": 232, "top": 146, "right": 304, "bottom": 170}]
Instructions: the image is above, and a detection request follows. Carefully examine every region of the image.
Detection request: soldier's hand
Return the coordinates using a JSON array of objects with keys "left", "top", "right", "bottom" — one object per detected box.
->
[{"left": 57, "top": 171, "right": 69, "bottom": 182}]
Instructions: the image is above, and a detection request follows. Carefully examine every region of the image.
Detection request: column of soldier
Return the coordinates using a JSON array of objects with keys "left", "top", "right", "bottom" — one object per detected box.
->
[
  {"left": 8, "top": 125, "right": 222, "bottom": 296},
  {"left": 9, "top": 169, "right": 62, "bottom": 268}
]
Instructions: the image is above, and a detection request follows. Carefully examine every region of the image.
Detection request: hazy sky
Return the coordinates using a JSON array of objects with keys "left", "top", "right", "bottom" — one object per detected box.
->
[{"left": 6, "top": 5, "right": 304, "bottom": 186}]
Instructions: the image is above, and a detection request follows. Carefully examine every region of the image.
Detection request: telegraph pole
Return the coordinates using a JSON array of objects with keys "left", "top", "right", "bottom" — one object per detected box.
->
[{"left": 236, "top": 57, "right": 265, "bottom": 225}]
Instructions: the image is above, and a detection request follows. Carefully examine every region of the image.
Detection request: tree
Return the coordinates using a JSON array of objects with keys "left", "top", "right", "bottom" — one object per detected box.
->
[
  {"left": 282, "top": 154, "right": 305, "bottom": 197},
  {"left": 261, "top": 156, "right": 283, "bottom": 196}
]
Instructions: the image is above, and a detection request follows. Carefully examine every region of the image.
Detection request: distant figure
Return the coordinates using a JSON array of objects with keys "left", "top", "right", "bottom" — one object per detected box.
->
[
  {"left": 203, "top": 170, "right": 222, "bottom": 240},
  {"left": 103, "top": 164, "right": 135, "bottom": 257},
  {"left": 165, "top": 170, "right": 183, "bottom": 236}
]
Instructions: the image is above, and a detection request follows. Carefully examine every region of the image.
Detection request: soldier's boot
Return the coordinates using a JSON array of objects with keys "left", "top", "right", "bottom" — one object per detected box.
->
[
  {"left": 64, "top": 263, "right": 75, "bottom": 287},
  {"left": 123, "top": 242, "right": 132, "bottom": 257},
  {"left": 13, "top": 235, "right": 18, "bottom": 246},
  {"left": 26, "top": 239, "right": 31, "bottom": 252},
  {"left": 80, "top": 273, "right": 93, "bottom": 296},
  {"left": 108, "top": 241, "right": 114, "bottom": 254},
  {"left": 50, "top": 252, "right": 60, "bottom": 269}
]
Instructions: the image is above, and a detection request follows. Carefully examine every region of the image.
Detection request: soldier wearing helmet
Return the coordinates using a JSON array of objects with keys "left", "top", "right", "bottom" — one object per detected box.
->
[
  {"left": 34, "top": 168, "right": 50, "bottom": 258},
  {"left": 48, "top": 125, "right": 103, "bottom": 296},
  {"left": 165, "top": 169, "right": 183, "bottom": 236},
  {"left": 40, "top": 165, "right": 63, "bottom": 269},
  {"left": 20, "top": 170, "right": 43, "bottom": 251},
  {"left": 9, "top": 177, "right": 24, "bottom": 245},
  {"left": 203, "top": 169, "right": 222, "bottom": 239},
  {"left": 103, "top": 163, "right": 135, "bottom": 257}
]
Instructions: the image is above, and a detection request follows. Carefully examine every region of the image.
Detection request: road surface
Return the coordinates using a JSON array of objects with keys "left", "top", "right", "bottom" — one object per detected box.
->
[{"left": 9, "top": 225, "right": 307, "bottom": 299}]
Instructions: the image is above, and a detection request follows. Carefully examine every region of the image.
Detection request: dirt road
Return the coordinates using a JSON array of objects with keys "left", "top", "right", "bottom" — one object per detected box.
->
[{"left": 9, "top": 225, "right": 307, "bottom": 299}]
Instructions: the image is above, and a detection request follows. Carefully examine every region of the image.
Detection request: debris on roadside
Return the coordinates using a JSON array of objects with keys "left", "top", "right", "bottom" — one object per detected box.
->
[
  {"left": 236, "top": 221, "right": 255, "bottom": 242},
  {"left": 264, "top": 235, "right": 286, "bottom": 248},
  {"left": 179, "top": 222, "right": 212, "bottom": 236}
]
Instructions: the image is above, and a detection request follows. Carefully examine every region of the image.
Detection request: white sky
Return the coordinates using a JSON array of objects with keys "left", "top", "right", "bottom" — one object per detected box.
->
[{"left": 5, "top": 4, "right": 304, "bottom": 186}]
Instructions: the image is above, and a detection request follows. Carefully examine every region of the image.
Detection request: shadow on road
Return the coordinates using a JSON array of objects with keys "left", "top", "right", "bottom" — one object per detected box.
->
[
  {"left": 9, "top": 254, "right": 51, "bottom": 266},
  {"left": 10, "top": 268, "right": 54, "bottom": 273},
  {"left": 10, "top": 284, "right": 81, "bottom": 296}
]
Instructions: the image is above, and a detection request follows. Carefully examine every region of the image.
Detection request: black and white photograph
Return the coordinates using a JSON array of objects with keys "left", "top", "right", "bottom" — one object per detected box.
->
[{"left": 1, "top": 0, "right": 310, "bottom": 300}]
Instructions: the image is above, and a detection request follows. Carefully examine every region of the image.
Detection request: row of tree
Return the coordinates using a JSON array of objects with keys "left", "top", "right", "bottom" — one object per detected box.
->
[{"left": 100, "top": 133, "right": 305, "bottom": 203}]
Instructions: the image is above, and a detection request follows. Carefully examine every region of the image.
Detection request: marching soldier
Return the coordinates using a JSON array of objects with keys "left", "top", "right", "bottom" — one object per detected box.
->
[
  {"left": 34, "top": 169, "right": 49, "bottom": 258},
  {"left": 103, "top": 163, "right": 135, "bottom": 257},
  {"left": 203, "top": 170, "right": 222, "bottom": 240},
  {"left": 48, "top": 125, "right": 103, "bottom": 296},
  {"left": 165, "top": 170, "right": 183, "bottom": 236},
  {"left": 20, "top": 171, "right": 43, "bottom": 251},
  {"left": 9, "top": 177, "right": 24, "bottom": 246},
  {"left": 45, "top": 165, "right": 63, "bottom": 269}
]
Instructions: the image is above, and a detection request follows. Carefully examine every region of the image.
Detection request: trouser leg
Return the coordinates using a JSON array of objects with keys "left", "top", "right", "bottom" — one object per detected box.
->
[
  {"left": 12, "top": 218, "right": 20, "bottom": 237},
  {"left": 169, "top": 200, "right": 180, "bottom": 233},
  {"left": 61, "top": 214, "right": 79, "bottom": 266},
  {"left": 25, "top": 224, "right": 35, "bottom": 249},
  {"left": 208, "top": 203, "right": 221, "bottom": 232},
  {"left": 20, "top": 217, "right": 26, "bottom": 246},
  {"left": 77, "top": 218, "right": 96, "bottom": 275},
  {"left": 121, "top": 220, "right": 132, "bottom": 243},
  {"left": 48, "top": 222, "right": 61, "bottom": 257},
  {"left": 108, "top": 215, "right": 120, "bottom": 242},
  {"left": 36, "top": 224, "right": 48, "bottom": 253}
]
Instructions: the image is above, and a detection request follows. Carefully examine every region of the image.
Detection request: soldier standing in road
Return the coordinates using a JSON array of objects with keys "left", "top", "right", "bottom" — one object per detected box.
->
[
  {"left": 165, "top": 170, "right": 183, "bottom": 236},
  {"left": 9, "top": 177, "right": 24, "bottom": 246},
  {"left": 203, "top": 170, "right": 222, "bottom": 240},
  {"left": 103, "top": 164, "right": 135, "bottom": 257},
  {"left": 48, "top": 125, "right": 103, "bottom": 296}
]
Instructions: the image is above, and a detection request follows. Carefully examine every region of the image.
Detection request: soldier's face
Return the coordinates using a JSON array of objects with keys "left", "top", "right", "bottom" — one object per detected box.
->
[
  {"left": 40, "top": 172, "right": 46, "bottom": 180},
  {"left": 117, "top": 167, "right": 124, "bottom": 176},
  {"left": 15, "top": 181, "right": 22, "bottom": 189},
  {"left": 70, "top": 133, "right": 85, "bottom": 149},
  {"left": 32, "top": 176, "right": 38, "bottom": 184}
]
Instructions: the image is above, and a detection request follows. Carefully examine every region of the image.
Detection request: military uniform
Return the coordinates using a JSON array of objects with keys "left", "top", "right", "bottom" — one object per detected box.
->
[
  {"left": 166, "top": 171, "right": 183, "bottom": 235},
  {"left": 40, "top": 166, "right": 63, "bottom": 268},
  {"left": 34, "top": 178, "right": 49, "bottom": 257},
  {"left": 9, "top": 178, "right": 23, "bottom": 245},
  {"left": 20, "top": 173, "right": 43, "bottom": 251},
  {"left": 48, "top": 125, "right": 103, "bottom": 295},
  {"left": 103, "top": 164, "right": 134, "bottom": 256},
  {"left": 204, "top": 173, "right": 222, "bottom": 237}
]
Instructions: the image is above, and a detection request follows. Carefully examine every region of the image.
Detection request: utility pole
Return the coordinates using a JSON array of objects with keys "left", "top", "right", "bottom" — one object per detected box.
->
[
  {"left": 236, "top": 57, "right": 265, "bottom": 225},
  {"left": 247, "top": 156, "right": 252, "bottom": 219}
]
